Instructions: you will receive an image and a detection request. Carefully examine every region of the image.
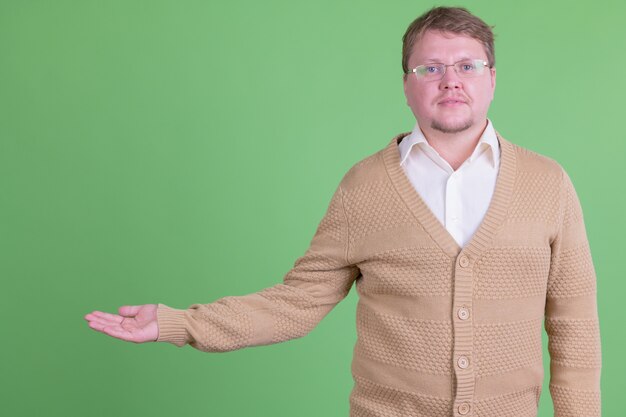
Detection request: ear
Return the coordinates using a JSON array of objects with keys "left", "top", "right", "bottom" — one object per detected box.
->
[
  {"left": 403, "top": 73, "right": 410, "bottom": 105},
  {"left": 490, "top": 67, "right": 496, "bottom": 89}
]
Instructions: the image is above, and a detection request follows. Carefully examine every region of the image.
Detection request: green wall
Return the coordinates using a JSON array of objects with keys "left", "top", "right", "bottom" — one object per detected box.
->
[{"left": 1, "top": 1, "right": 622, "bottom": 415}]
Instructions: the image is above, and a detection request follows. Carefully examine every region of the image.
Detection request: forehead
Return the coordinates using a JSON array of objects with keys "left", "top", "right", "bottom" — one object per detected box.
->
[{"left": 410, "top": 30, "right": 487, "bottom": 63}]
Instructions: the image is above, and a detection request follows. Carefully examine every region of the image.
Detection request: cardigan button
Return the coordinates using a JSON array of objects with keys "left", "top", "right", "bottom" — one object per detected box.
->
[
  {"left": 459, "top": 255, "right": 470, "bottom": 267},
  {"left": 457, "top": 307, "right": 470, "bottom": 320},
  {"left": 458, "top": 402, "right": 470, "bottom": 415},
  {"left": 458, "top": 356, "right": 469, "bottom": 369}
]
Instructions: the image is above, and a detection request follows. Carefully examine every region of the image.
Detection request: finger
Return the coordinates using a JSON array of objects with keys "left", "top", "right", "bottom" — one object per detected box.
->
[
  {"left": 86, "top": 315, "right": 123, "bottom": 327},
  {"left": 118, "top": 305, "right": 142, "bottom": 317},
  {"left": 90, "top": 311, "right": 124, "bottom": 323},
  {"left": 87, "top": 320, "right": 118, "bottom": 335},
  {"left": 88, "top": 321, "right": 135, "bottom": 342}
]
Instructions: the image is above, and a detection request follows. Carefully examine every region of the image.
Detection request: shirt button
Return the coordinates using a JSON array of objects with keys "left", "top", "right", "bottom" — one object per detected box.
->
[
  {"left": 457, "top": 356, "right": 469, "bottom": 369},
  {"left": 459, "top": 255, "right": 469, "bottom": 267},
  {"left": 457, "top": 307, "right": 470, "bottom": 320},
  {"left": 458, "top": 402, "right": 470, "bottom": 415}
]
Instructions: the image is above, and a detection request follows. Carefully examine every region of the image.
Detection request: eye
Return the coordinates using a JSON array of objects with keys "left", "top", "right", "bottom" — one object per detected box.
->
[
  {"left": 416, "top": 65, "right": 442, "bottom": 76},
  {"left": 460, "top": 62, "right": 476, "bottom": 72}
]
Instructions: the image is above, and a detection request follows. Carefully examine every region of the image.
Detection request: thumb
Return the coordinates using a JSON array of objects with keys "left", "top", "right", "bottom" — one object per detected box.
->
[{"left": 119, "top": 305, "right": 142, "bottom": 317}]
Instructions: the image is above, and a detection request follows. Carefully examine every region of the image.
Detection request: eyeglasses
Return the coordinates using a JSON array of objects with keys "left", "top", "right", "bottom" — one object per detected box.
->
[{"left": 408, "top": 59, "right": 490, "bottom": 81}]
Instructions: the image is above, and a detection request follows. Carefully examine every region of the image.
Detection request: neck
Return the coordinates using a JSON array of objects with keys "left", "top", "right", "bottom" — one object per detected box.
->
[{"left": 419, "top": 119, "right": 488, "bottom": 171}]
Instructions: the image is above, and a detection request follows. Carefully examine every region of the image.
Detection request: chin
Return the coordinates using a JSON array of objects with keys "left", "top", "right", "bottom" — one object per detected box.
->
[{"left": 431, "top": 118, "right": 473, "bottom": 134}]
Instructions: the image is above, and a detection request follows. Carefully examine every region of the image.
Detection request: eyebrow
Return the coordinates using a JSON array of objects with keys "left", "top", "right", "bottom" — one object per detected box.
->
[{"left": 422, "top": 56, "right": 474, "bottom": 63}]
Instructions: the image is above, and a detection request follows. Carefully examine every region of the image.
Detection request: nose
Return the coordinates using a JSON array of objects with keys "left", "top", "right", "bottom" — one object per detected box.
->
[{"left": 439, "top": 66, "right": 462, "bottom": 90}]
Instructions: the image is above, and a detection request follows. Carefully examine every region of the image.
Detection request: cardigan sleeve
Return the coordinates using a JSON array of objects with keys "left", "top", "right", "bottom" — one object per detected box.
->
[
  {"left": 155, "top": 182, "right": 360, "bottom": 352},
  {"left": 544, "top": 168, "right": 602, "bottom": 416}
]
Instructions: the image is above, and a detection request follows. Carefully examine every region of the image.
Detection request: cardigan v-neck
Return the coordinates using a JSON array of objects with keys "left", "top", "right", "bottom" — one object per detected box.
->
[
  {"left": 398, "top": 119, "right": 501, "bottom": 249},
  {"left": 383, "top": 130, "right": 516, "bottom": 260}
]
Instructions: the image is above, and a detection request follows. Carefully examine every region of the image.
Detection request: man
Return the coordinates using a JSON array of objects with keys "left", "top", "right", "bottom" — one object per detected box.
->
[{"left": 85, "top": 6, "right": 601, "bottom": 417}]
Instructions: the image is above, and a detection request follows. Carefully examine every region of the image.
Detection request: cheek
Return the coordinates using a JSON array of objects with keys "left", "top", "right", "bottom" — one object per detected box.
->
[
  {"left": 411, "top": 87, "right": 434, "bottom": 108},
  {"left": 471, "top": 84, "right": 494, "bottom": 107},
  {"left": 483, "top": 89, "right": 495, "bottom": 106}
]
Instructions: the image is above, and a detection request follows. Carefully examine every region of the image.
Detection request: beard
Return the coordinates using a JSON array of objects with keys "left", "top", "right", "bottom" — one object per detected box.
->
[{"left": 431, "top": 117, "right": 473, "bottom": 134}]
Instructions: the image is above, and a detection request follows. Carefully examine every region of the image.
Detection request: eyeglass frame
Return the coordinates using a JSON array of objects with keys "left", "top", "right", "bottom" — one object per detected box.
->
[{"left": 407, "top": 59, "right": 492, "bottom": 81}]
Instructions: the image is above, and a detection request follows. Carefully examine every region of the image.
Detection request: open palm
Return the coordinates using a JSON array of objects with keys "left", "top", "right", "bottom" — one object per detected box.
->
[{"left": 84, "top": 304, "right": 159, "bottom": 343}]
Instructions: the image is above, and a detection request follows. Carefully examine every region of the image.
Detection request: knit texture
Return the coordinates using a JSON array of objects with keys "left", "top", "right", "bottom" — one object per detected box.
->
[{"left": 156, "top": 132, "right": 602, "bottom": 417}]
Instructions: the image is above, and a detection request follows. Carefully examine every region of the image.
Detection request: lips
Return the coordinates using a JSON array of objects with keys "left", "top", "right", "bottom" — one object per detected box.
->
[{"left": 439, "top": 97, "right": 467, "bottom": 105}]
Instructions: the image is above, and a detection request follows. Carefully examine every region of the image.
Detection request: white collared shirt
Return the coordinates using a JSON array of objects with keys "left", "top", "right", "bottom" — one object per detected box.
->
[{"left": 399, "top": 119, "right": 501, "bottom": 248}]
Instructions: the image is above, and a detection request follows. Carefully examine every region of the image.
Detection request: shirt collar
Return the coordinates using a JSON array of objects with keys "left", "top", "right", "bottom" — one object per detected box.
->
[{"left": 399, "top": 118, "right": 500, "bottom": 169}]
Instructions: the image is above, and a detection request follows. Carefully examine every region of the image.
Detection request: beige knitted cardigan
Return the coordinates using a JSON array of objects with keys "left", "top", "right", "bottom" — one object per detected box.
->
[{"left": 156, "top": 132, "right": 602, "bottom": 417}]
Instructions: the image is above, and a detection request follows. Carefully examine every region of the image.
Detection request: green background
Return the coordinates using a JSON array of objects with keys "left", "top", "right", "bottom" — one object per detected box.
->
[{"left": 1, "top": 0, "right": 623, "bottom": 415}]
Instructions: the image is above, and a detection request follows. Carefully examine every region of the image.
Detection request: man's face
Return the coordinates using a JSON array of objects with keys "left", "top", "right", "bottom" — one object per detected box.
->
[{"left": 403, "top": 30, "right": 496, "bottom": 134}]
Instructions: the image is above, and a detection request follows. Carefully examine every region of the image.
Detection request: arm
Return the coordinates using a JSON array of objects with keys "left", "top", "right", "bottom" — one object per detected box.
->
[
  {"left": 156, "top": 182, "right": 360, "bottom": 352},
  {"left": 544, "top": 168, "right": 602, "bottom": 416}
]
